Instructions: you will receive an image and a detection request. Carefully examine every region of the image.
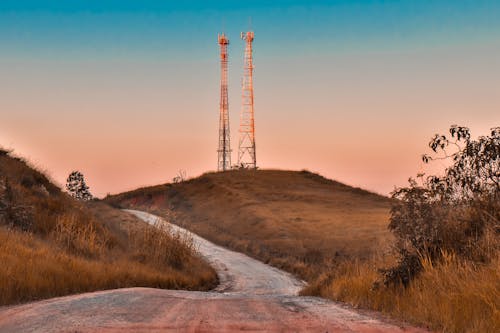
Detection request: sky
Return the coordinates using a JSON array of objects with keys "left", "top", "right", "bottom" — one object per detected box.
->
[{"left": 0, "top": 1, "right": 499, "bottom": 197}]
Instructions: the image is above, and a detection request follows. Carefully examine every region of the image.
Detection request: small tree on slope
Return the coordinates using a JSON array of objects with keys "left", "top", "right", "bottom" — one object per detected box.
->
[
  {"left": 383, "top": 125, "right": 499, "bottom": 287},
  {"left": 66, "top": 171, "right": 93, "bottom": 201}
]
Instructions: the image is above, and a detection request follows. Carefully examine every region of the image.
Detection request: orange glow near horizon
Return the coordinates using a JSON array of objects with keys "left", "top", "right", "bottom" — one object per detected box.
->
[{"left": 2, "top": 42, "right": 499, "bottom": 197}]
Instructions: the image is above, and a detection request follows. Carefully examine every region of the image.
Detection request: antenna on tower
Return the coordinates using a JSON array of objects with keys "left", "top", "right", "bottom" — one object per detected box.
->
[
  {"left": 238, "top": 31, "right": 257, "bottom": 169},
  {"left": 217, "top": 33, "right": 232, "bottom": 171}
]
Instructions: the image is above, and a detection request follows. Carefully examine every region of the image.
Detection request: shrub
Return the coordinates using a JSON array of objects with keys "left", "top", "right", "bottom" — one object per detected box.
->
[
  {"left": 385, "top": 125, "right": 499, "bottom": 286},
  {"left": 66, "top": 171, "right": 93, "bottom": 201},
  {"left": 0, "top": 179, "right": 34, "bottom": 231}
]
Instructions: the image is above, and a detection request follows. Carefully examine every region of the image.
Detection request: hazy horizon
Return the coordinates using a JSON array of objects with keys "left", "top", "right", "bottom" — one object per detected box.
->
[{"left": 1, "top": 1, "right": 499, "bottom": 197}]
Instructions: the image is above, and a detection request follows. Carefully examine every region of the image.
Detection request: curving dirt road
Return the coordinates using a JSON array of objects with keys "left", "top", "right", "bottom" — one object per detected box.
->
[
  {"left": 0, "top": 211, "right": 428, "bottom": 332},
  {"left": 128, "top": 210, "right": 305, "bottom": 296}
]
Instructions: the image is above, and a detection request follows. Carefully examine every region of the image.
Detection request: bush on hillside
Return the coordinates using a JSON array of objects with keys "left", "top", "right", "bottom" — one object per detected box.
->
[
  {"left": 66, "top": 171, "right": 93, "bottom": 201},
  {"left": 383, "top": 125, "right": 499, "bottom": 286},
  {"left": 0, "top": 179, "right": 34, "bottom": 231}
]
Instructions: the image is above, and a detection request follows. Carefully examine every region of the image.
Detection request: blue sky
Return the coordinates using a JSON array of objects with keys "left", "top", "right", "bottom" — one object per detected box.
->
[{"left": 1, "top": 1, "right": 499, "bottom": 60}]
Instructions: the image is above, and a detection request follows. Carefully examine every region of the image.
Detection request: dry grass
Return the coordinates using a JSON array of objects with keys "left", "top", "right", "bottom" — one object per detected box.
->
[
  {"left": 0, "top": 226, "right": 215, "bottom": 305},
  {"left": 106, "top": 169, "right": 393, "bottom": 280},
  {"left": 129, "top": 218, "right": 197, "bottom": 270},
  {"left": 302, "top": 253, "right": 499, "bottom": 333},
  {"left": 52, "top": 213, "right": 108, "bottom": 258},
  {"left": 0, "top": 152, "right": 217, "bottom": 306}
]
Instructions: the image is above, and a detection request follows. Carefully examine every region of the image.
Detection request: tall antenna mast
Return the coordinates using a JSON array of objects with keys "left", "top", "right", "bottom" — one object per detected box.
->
[
  {"left": 217, "top": 33, "right": 232, "bottom": 171},
  {"left": 238, "top": 31, "right": 256, "bottom": 169}
]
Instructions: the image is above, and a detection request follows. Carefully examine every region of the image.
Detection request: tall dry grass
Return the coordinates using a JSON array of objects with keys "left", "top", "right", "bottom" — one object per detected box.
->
[
  {"left": 51, "top": 213, "right": 108, "bottom": 258},
  {"left": 129, "top": 219, "right": 197, "bottom": 270},
  {"left": 0, "top": 220, "right": 216, "bottom": 306},
  {"left": 303, "top": 252, "right": 499, "bottom": 333},
  {"left": 0, "top": 152, "right": 217, "bottom": 306}
]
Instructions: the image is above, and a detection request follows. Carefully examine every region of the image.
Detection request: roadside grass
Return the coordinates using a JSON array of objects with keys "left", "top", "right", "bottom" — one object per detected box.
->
[
  {"left": 0, "top": 151, "right": 217, "bottom": 306},
  {"left": 0, "top": 226, "right": 215, "bottom": 305},
  {"left": 302, "top": 252, "right": 499, "bottom": 333}
]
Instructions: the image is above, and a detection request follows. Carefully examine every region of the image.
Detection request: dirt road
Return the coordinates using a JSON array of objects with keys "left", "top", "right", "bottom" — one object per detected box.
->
[
  {"left": 128, "top": 210, "right": 305, "bottom": 296},
  {"left": 0, "top": 211, "right": 428, "bottom": 332}
]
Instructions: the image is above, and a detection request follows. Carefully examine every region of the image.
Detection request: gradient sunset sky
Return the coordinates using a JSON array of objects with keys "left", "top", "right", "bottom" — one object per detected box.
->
[{"left": 1, "top": 1, "right": 499, "bottom": 197}]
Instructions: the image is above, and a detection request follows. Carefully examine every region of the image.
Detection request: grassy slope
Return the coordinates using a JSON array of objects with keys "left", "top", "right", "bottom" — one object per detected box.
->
[
  {"left": 0, "top": 151, "right": 217, "bottom": 305},
  {"left": 106, "top": 169, "right": 393, "bottom": 280}
]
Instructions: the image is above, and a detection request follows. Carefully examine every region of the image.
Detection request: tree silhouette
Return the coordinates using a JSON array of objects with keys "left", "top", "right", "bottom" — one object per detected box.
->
[{"left": 66, "top": 171, "right": 93, "bottom": 201}]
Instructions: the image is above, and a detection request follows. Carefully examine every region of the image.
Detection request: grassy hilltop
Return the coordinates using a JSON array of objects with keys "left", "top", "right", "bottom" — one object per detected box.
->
[{"left": 106, "top": 169, "right": 393, "bottom": 280}]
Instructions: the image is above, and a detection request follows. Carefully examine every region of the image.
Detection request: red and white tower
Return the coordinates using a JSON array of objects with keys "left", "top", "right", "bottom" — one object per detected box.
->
[
  {"left": 238, "top": 31, "right": 256, "bottom": 169},
  {"left": 217, "top": 33, "right": 232, "bottom": 171}
]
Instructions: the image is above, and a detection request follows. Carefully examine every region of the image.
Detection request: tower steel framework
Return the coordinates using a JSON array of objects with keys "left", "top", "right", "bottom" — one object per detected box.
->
[
  {"left": 238, "top": 31, "right": 257, "bottom": 169},
  {"left": 217, "top": 33, "right": 232, "bottom": 171}
]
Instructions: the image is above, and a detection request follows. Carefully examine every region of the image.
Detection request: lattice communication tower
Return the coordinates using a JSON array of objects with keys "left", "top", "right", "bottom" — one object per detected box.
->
[
  {"left": 238, "top": 31, "right": 257, "bottom": 169},
  {"left": 217, "top": 33, "right": 232, "bottom": 171}
]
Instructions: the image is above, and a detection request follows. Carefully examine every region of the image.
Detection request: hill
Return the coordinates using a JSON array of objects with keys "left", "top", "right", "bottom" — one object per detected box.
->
[
  {"left": 106, "top": 169, "right": 394, "bottom": 280},
  {"left": 0, "top": 149, "right": 216, "bottom": 305},
  {"left": 106, "top": 168, "right": 499, "bottom": 332}
]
